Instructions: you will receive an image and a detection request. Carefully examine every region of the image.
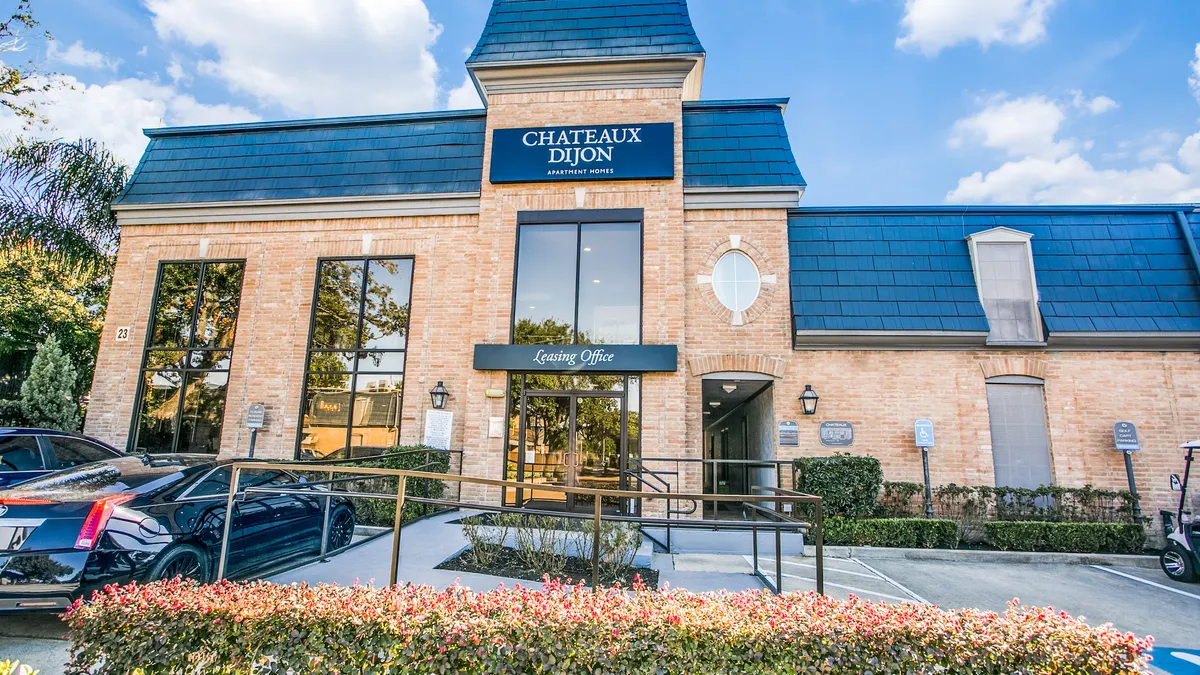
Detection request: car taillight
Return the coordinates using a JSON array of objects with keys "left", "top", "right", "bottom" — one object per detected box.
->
[{"left": 75, "top": 494, "right": 136, "bottom": 550}]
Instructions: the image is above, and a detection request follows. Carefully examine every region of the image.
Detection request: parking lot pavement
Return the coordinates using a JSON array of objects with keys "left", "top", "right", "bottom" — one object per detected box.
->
[
  {"left": 0, "top": 613, "right": 70, "bottom": 674},
  {"left": 867, "top": 559, "right": 1200, "bottom": 673}
]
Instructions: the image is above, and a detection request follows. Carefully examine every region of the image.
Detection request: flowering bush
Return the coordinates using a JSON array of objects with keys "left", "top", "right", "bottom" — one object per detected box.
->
[{"left": 64, "top": 579, "right": 1152, "bottom": 674}]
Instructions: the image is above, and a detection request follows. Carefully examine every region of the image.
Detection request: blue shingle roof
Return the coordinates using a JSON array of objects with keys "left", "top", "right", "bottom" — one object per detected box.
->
[
  {"left": 789, "top": 207, "right": 1200, "bottom": 337},
  {"left": 115, "top": 111, "right": 487, "bottom": 205},
  {"left": 466, "top": 0, "right": 703, "bottom": 64},
  {"left": 683, "top": 99, "right": 805, "bottom": 189}
]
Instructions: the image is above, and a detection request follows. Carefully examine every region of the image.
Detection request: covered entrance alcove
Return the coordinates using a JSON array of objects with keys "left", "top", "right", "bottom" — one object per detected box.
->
[
  {"left": 701, "top": 372, "right": 778, "bottom": 518},
  {"left": 503, "top": 373, "right": 641, "bottom": 514}
]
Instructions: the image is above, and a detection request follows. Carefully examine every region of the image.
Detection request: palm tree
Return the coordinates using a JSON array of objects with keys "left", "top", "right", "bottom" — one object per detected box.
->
[{"left": 0, "top": 137, "right": 129, "bottom": 271}]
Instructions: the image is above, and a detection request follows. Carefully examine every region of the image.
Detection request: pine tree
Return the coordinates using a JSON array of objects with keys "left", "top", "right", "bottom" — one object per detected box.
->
[{"left": 19, "top": 334, "right": 79, "bottom": 431}]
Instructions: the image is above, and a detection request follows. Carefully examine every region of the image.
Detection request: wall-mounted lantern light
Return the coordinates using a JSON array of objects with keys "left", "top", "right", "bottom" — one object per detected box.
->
[
  {"left": 429, "top": 381, "right": 449, "bottom": 410},
  {"left": 800, "top": 384, "right": 819, "bottom": 415}
]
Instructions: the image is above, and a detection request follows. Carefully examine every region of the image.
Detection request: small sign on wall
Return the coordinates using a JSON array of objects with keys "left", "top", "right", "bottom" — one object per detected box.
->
[
  {"left": 423, "top": 409, "right": 453, "bottom": 451},
  {"left": 114, "top": 326, "right": 131, "bottom": 342},
  {"left": 1113, "top": 421, "right": 1140, "bottom": 451},
  {"left": 487, "top": 416, "right": 504, "bottom": 439},
  {"left": 246, "top": 403, "right": 266, "bottom": 430},
  {"left": 819, "top": 421, "right": 854, "bottom": 447},
  {"left": 778, "top": 420, "right": 799, "bottom": 447},
  {"left": 914, "top": 419, "right": 935, "bottom": 448}
]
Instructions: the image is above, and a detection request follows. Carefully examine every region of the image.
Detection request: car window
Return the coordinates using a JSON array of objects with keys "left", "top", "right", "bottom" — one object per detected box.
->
[
  {"left": 187, "top": 467, "right": 295, "bottom": 498},
  {"left": 47, "top": 437, "right": 119, "bottom": 469},
  {"left": 0, "top": 436, "right": 44, "bottom": 472}
]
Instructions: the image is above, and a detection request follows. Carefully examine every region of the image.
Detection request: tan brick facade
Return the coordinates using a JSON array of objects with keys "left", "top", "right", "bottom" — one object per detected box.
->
[{"left": 86, "top": 82, "right": 1200, "bottom": 525}]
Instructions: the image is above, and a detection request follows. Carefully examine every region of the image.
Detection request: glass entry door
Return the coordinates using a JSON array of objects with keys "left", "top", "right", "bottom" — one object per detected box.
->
[{"left": 505, "top": 374, "right": 639, "bottom": 513}]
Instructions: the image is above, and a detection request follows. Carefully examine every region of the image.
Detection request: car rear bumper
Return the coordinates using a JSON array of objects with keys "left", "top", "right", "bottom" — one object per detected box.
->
[{"left": 0, "top": 550, "right": 89, "bottom": 611}]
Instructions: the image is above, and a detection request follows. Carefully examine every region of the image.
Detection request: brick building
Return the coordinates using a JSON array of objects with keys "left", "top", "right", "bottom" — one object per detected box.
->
[{"left": 87, "top": 0, "right": 1200, "bottom": 522}]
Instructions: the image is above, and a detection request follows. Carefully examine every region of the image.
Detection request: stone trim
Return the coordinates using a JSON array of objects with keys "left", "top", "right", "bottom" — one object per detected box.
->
[
  {"left": 696, "top": 234, "right": 780, "bottom": 326},
  {"left": 683, "top": 186, "right": 804, "bottom": 210},
  {"left": 686, "top": 354, "right": 787, "bottom": 378},
  {"left": 113, "top": 192, "right": 482, "bottom": 226},
  {"left": 979, "top": 357, "right": 1050, "bottom": 380}
]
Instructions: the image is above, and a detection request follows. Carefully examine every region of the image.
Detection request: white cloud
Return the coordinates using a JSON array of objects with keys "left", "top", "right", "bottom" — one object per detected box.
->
[
  {"left": 166, "top": 55, "right": 188, "bottom": 85},
  {"left": 47, "top": 40, "right": 120, "bottom": 71},
  {"left": 945, "top": 89, "right": 1200, "bottom": 204},
  {"left": 146, "top": 0, "right": 443, "bottom": 117},
  {"left": 897, "top": 0, "right": 1057, "bottom": 56},
  {"left": 136, "top": 45, "right": 148, "bottom": 57},
  {"left": 0, "top": 72, "right": 258, "bottom": 167},
  {"left": 948, "top": 94, "right": 1074, "bottom": 159},
  {"left": 1069, "top": 90, "right": 1118, "bottom": 115},
  {"left": 1190, "top": 43, "right": 1200, "bottom": 104},
  {"left": 445, "top": 75, "right": 481, "bottom": 110}
]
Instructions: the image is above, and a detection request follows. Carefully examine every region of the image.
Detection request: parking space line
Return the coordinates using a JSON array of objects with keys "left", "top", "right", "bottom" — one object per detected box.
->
[
  {"left": 850, "top": 558, "right": 931, "bottom": 605},
  {"left": 778, "top": 559, "right": 881, "bottom": 579},
  {"left": 1089, "top": 565, "right": 1200, "bottom": 601},
  {"left": 743, "top": 556, "right": 920, "bottom": 603}
]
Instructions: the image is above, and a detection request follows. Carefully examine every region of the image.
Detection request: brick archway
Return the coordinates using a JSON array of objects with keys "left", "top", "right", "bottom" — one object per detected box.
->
[
  {"left": 686, "top": 354, "right": 787, "bottom": 378},
  {"left": 979, "top": 357, "right": 1050, "bottom": 380}
]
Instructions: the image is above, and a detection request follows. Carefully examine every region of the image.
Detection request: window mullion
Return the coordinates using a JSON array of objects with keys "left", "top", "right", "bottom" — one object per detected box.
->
[{"left": 572, "top": 223, "right": 582, "bottom": 344}]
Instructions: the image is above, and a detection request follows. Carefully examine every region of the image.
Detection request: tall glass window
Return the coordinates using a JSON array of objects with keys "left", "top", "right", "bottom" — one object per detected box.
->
[
  {"left": 298, "top": 257, "right": 413, "bottom": 459},
  {"left": 512, "top": 221, "right": 640, "bottom": 345},
  {"left": 132, "top": 261, "right": 245, "bottom": 454}
]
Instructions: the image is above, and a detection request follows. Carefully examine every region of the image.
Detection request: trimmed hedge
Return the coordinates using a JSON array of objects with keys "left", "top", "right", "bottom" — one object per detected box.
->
[
  {"left": 793, "top": 454, "right": 882, "bottom": 518},
  {"left": 823, "top": 517, "right": 959, "bottom": 549},
  {"left": 296, "top": 446, "right": 451, "bottom": 527},
  {"left": 65, "top": 579, "right": 1152, "bottom": 674},
  {"left": 984, "top": 521, "right": 1146, "bottom": 554}
]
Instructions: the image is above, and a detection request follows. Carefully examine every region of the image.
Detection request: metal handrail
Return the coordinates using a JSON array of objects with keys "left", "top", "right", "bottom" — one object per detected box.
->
[{"left": 215, "top": 460, "right": 823, "bottom": 596}]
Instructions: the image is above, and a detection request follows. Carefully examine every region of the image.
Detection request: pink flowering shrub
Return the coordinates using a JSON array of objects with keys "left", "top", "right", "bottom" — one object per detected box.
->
[{"left": 64, "top": 578, "right": 1152, "bottom": 674}]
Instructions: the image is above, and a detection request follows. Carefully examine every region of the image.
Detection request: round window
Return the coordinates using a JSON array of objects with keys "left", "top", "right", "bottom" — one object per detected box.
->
[{"left": 711, "top": 250, "right": 761, "bottom": 312}]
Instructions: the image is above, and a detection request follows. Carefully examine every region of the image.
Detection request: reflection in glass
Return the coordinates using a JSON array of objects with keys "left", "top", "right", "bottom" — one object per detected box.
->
[
  {"left": 135, "top": 261, "right": 245, "bottom": 455},
  {"left": 355, "top": 351, "right": 405, "bottom": 373},
  {"left": 176, "top": 371, "right": 229, "bottom": 454},
  {"left": 513, "top": 225, "right": 577, "bottom": 344},
  {"left": 150, "top": 263, "right": 200, "bottom": 348},
  {"left": 300, "top": 257, "right": 414, "bottom": 459},
  {"left": 311, "top": 260, "right": 364, "bottom": 350},
  {"left": 574, "top": 396, "right": 622, "bottom": 508},
  {"left": 523, "top": 395, "right": 570, "bottom": 506},
  {"left": 307, "top": 351, "right": 356, "bottom": 372},
  {"left": 577, "top": 223, "right": 640, "bottom": 344},
  {"left": 134, "top": 371, "right": 184, "bottom": 453},
  {"left": 193, "top": 262, "right": 244, "bottom": 348},
  {"left": 300, "top": 373, "right": 352, "bottom": 458},
  {"left": 361, "top": 259, "right": 413, "bottom": 349}
]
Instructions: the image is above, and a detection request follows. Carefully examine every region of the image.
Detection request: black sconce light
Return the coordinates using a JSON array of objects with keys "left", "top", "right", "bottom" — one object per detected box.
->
[
  {"left": 429, "top": 381, "right": 449, "bottom": 409},
  {"left": 799, "top": 384, "right": 819, "bottom": 415}
]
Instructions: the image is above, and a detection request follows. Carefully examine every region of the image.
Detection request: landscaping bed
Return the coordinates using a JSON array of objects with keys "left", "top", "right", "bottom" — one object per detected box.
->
[
  {"left": 437, "top": 544, "right": 659, "bottom": 586},
  {"left": 65, "top": 579, "right": 1154, "bottom": 674}
]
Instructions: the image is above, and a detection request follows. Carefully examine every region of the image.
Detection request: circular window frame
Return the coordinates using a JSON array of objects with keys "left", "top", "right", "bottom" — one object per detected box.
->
[{"left": 698, "top": 236, "right": 779, "bottom": 326}]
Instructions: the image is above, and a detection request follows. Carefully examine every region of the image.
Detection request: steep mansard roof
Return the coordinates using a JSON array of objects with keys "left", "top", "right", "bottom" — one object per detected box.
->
[
  {"left": 788, "top": 206, "right": 1200, "bottom": 340},
  {"left": 466, "top": 0, "right": 704, "bottom": 64}
]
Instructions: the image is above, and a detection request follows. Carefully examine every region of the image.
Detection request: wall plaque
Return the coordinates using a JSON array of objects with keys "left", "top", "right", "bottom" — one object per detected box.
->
[
  {"left": 819, "top": 421, "right": 854, "bottom": 447},
  {"left": 778, "top": 420, "right": 799, "bottom": 447},
  {"left": 473, "top": 344, "right": 677, "bottom": 373},
  {"left": 490, "top": 122, "right": 674, "bottom": 183},
  {"left": 423, "top": 409, "right": 453, "bottom": 451}
]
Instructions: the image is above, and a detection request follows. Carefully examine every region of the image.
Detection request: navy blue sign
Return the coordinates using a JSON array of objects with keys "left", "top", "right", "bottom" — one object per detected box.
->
[
  {"left": 473, "top": 344, "right": 677, "bottom": 373},
  {"left": 1113, "top": 421, "right": 1140, "bottom": 451},
  {"left": 489, "top": 122, "right": 674, "bottom": 183}
]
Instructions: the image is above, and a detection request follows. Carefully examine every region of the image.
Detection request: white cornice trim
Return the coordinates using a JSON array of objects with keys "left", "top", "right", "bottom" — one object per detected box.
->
[
  {"left": 793, "top": 330, "right": 990, "bottom": 350},
  {"left": 793, "top": 329, "right": 1200, "bottom": 352},
  {"left": 683, "top": 186, "right": 804, "bottom": 210},
  {"left": 1046, "top": 331, "right": 1200, "bottom": 351},
  {"left": 113, "top": 192, "right": 481, "bottom": 226},
  {"left": 468, "top": 55, "right": 704, "bottom": 103}
]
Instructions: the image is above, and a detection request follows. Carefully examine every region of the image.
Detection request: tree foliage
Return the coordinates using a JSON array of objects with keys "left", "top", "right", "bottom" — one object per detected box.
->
[
  {"left": 0, "top": 244, "right": 107, "bottom": 400},
  {"left": 0, "top": 0, "right": 52, "bottom": 125},
  {"left": 0, "top": 138, "right": 129, "bottom": 271},
  {"left": 20, "top": 333, "right": 79, "bottom": 431}
]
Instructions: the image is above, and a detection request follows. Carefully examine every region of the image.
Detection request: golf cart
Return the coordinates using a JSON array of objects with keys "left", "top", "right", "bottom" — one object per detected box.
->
[{"left": 1160, "top": 440, "right": 1200, "bottom": 582}]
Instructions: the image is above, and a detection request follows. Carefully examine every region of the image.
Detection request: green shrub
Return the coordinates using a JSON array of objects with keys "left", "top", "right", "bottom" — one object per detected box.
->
[
  {"left": 302, "top": 446, "right": 450, "bottom": 527},
  {"left": 984, "top": 522, "right": 1146, "bottom": 554},
  {"left": 66, "top": 579, "right": 1152, "bottom": 674},
  {"left": 0, "top": 399, "right": 27, "bottom": 426},
  {"left": 794, "top": 454, "right": 882, "bottom": 518},
  {"left": 19, "top": 335, "right": 79, "bottom": 432},
  {"left": 823, "top": 517, "right": 959, "bottom": 549}
]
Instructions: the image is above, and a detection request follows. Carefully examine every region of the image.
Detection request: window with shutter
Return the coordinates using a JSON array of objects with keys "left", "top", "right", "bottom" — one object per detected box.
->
[{"left": 985, "top": 377, "right": 1053, "bottom": 490}]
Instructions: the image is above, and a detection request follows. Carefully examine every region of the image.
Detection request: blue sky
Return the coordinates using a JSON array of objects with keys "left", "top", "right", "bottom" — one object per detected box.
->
[{"left": 10, "top": 0, "right": 1200, "bottom": 205}]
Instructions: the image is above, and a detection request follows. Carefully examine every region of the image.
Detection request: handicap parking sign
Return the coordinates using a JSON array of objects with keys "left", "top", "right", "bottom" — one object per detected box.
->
[{"left": 1153, "top": 648, "right": 1200, "bottom": 675}]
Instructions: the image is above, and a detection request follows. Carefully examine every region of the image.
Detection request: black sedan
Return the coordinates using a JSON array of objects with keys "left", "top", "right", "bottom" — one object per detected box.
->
[
  {"left": 0, "top": 454, "right": 355, "bottom": 611},
  {"left": 0, "top": 428, "right": 125, "bottom": 489}
]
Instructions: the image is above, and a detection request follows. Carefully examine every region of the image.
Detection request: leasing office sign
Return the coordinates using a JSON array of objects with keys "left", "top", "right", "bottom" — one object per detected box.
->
[{"left": 489, "top": 122, "right": 674, "bottom": 183}]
